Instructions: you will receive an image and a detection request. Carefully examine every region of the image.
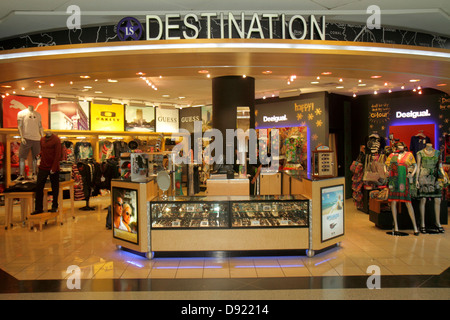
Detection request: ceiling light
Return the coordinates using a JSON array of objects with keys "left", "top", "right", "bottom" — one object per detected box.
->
[
  {"left": 21, "top": 87, "right": 25, "bottom": 90},
  {"left": 374, "top": 90, "right": 378, "bottom": 94},
  {"left": 353, "top": 93, "right": 357, "bottom": 97},
  {"left": 84, "top": 86, "right": 92, "bottom": 89},
  {"left": 162, "top": 94, "right": 170, "bottom": 98},
  {"left": 418, "top": 90, "right": 422, "bottom": 94},
  {"left": 94, "top": 91, "right": 103, "bottom": 94},
  {"left": 371, "top": 75, "right": 382, "bottom": 79},
  {"left": 262, "top": 70, "right": 272, "bottom": 74},
  {"left": 108, "top": 79, "right": 118, "bottom": 82},
  {"left": 1, "top": 85, "right": 12, "bottom": 88},
  {"left": 321, "top": 72, "right": 332, "bottom": 75},
  {"left": 69, "top": 81, "right": 73, "bottom": 85},
  {"left": 388, "top": 89, "right": 392, "bottom": 93},
  {"left": 316, "top": 76, "right": 320, "bottom": 80},
  {"left": 34, "top": 80, "right": 45, "bottom": 84},
  {"left": 336, "top": 86, "right": 344, "bottom": 89},
  {"left": 198, "top": 70, "right": 209, "bottom": 74},
  {"left": 358, "top": 83, "right": 366, "bottom": 87},
  {"left": 310, "top": 81, "right": 319, "bottom": 84},
  {"left": 409, "top": 79, "right": 420, "bottom": 82},
  {"left": 206, "top": 74, "right": 211, "bottom": 78},
  {"left": 358, "top": 79, "right": 362, "bottom": 83},
  {"left": 242, "top": 75, "right": 246, "bottom": 78},
  {"left": 136, "top": 72, "right": 146, "bottom": 76},
  {"left": 339, "top": 78, "right": 343, "bottom": 82},
  {"left": 401, "top": 85, "right": 405, "bottom": 89},
  {"left": 417, "top": 86, "right": 421, "bottom": 90},
  {"left": 384, "top": 82, "right": 388, "bottom": 86},
  {"left": 80, "top": 75, "right": 90, "bottom": 79},
  {"left": 437, "top": 83, "right": 447, "bottom": 86},
  {"left": 50, "top": 83, "right": 54, "bottom": 87}
]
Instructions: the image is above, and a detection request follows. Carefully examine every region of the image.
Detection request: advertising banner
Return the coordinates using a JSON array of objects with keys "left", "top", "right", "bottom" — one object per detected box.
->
[
  {"left": 112, "top": 186, "right": 139, "bottom": 245},
  {"left": 156, "top": 107, "right": 179, "bottom": 133},
  {"left": 50, "top": 99, "right": 89, "bottom": 130},
  {"left": 321, "top": 184, "right": 345, "bottom": 242},
  {"left": 90, "top": 103, "right": 125, "bottom": 131},
  {"left": 125, "top": 105, "right": 155, "bottom": 132},
  {"left": 180, "top": 107, "right": 202, "bottom": 133},
  {"left": 2, "top": 95, "right": 49, "bottom": 129}
]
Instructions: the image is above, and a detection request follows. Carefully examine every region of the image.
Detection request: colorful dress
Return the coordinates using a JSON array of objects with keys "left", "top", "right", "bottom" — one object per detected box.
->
[
  {"left": 386, "top": 151, "right": 416, "bottom": 202},
  {"left": 416, "top": 149, "right": 443, "bottom": 198}
]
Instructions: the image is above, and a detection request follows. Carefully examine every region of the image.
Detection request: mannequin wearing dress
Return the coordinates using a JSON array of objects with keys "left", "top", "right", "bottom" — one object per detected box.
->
[
  {"left": 415, "top": 143, "right": 447, "bottom": 233},
  {"left": 385, "top": 142, "right": 419, "bottom": 236}
]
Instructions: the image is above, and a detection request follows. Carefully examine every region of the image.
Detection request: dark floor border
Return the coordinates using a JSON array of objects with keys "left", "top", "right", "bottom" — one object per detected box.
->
[{"left": 0, "top": 267, "right": 448, "bottom": 294}]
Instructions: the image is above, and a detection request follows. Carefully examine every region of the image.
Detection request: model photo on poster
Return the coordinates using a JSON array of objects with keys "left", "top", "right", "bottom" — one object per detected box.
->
[
  {"left": 112, "top": 186, "right": 139, "bottom": 244},
  {"left": 321, "top": 184, "right": 345, "bottom": 242}
]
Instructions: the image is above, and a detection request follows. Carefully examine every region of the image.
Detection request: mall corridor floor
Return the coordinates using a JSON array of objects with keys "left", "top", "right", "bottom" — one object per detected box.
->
[{"left": 0, "top": 196, "right": 449, "bottom": 300}]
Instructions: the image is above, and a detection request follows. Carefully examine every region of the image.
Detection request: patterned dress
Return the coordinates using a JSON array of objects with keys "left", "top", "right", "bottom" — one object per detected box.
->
[
  {"left": 386, "top": 151, "right": 416, "bottom": 203},
  {"left": 416, "top": 149, "right": 443, "bottom": 198}
]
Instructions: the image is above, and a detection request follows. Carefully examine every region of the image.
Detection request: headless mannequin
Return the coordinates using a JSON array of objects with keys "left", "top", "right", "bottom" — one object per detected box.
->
[
  {"left": 387, "top": 144, "right": 419, "bottom": 236},
  {"left": 17, "top": 105, "right": 44, "bottom": 179},
  {"left": 415, "top": 143, "right": 447, "bottom": 233}
]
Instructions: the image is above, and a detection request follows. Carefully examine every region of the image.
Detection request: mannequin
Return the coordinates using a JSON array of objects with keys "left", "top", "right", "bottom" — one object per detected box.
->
[
  {"left": 17, "top": 105, "right": 44, "bottom": 180},
  {"left": 385, "top": 142, "right": 419, "bottom": 236},
  {"left": 31, "top": 131, "right": 62, "bottom": 215},
  {"left": 415, "top": 143, "right": 447, "bottom": 233}
]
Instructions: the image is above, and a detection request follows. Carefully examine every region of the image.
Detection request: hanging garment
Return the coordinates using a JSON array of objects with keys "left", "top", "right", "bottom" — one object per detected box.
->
[
  {"left": 99, "top": 140, "right": 114, "bottom": 161},
  {"left": 410, "top": 135, "right": 431, "bottom": 158},
  {"left": 61, "top": 141, "right": 75, "bottom": 163},
  {"left": 74, "top": 142, "right": 93, "bottom": 161}
]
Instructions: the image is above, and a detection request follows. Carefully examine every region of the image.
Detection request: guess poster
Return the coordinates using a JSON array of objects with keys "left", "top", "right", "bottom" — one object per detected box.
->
[{"left": 2, "top": 95, "right": 49, "bottom": 129}]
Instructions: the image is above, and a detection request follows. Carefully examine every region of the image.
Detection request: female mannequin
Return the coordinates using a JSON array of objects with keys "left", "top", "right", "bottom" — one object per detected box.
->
[
  {"left": 415, "top": 143, "right": 447, "bottom": 233},
  {"left": 385, "top": 142, "right": 419, "bottom": 236}
]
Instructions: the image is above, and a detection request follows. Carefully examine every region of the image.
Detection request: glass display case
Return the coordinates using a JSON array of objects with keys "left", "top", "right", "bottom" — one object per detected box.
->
[
  {"left": 150, "top": 195, "right": 309, "bottom": 229},
  {"left": 151, "top": 197, "right": 229, "bottom": 229},
  {"left": 231, "top": 200, "right": 308, "bottom": 227}
]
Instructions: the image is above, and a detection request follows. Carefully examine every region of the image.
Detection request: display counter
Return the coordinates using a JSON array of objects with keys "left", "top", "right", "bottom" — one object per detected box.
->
[
  {"left": 112, "top": 172, "right": 345, "bottom": 258},
  {"left": 283, "top": 171, "right": 346, "bottom": 254},
  {"left": 206, "top": 177, "right": 250, "bottom": 196}
]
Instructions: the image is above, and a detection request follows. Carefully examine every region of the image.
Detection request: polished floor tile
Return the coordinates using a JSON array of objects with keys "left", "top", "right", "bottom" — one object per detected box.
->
[{"left": 0, "top": 194, "right": 449, "bottom": 299}]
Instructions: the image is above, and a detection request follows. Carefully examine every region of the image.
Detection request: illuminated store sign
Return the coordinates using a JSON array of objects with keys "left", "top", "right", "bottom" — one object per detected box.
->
[
  {"left": 145, "top": 13, "right": 325, "bottom": 41},
  {"left": 395, "top": 109, "right": 431, "bottom": 119},
  {"left": 263, "top": 114, "right": 288, "bottom": 123}
]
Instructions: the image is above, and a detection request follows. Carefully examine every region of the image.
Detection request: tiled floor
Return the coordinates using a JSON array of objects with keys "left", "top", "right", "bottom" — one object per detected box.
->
[{"left": 0, "top": 194, "right": 449, "bottom": 300}]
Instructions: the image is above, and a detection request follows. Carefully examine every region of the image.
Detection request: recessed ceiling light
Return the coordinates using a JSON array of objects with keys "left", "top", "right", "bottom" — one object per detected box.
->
[
  {"left": 162, "top": 94, "right": 170, "bottom": 98},
  {"left": 437, "top": 83, "right": 447, "bottom": 86},
  {"left": 84, "top": 86, "right": 92, "bottom": 89},
  {"left": 34, "top": 80, "right": 45, "bottom": 84},
  {"left": 336, "top": 86, "right": 344, "bottom": 89},
  {"left": 108, "top": 79, "right": 118, "bottom": 83},
  {"left": 310, "top": 81, "right": 319, "bottom": 84},
  {"left": 409, "top": 79, "right": 420, "bottom": 82},
  {"left": 371, "top": 75, "right": 382, "bottom": 79},
  {"left": 80, "top": 75, "right": 90, "bottom": 79},
  {"left": 136, "top": 72, "right": 146, "bottom": 76},
  {"left": 262, "top": 70, "right": 272, "bottom": 74},
  {"left": 198, "top": 70, "right": 209, "bottom": 74},
  {"left": 358, "top": 83, "right": 366, "bottom": 87},
  {"left": 321, "top": 72, "right": 332, "bottom": 75},
  {"left": 94, "top": 91, "right": 103, "bottom": 94},
  {"left": 1, "top": 85, "right": 11, "bottom": 88}
]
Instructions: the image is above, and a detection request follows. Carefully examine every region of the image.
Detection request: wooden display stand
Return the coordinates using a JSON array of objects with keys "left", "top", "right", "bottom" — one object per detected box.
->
[
  {"left": 3, "top": 191, "right": 34, "bottom": 230},
  {"left": 259, "top": 172, "right": 282, "bottom": 195},
  {"left": 206, "top": 178, "right": 249, "bottom": 196}
]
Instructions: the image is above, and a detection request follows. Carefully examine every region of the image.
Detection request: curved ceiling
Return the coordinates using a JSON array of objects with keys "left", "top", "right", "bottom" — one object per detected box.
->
[{"left": 0, "top": 1, "right": 449, "bottom": 107}]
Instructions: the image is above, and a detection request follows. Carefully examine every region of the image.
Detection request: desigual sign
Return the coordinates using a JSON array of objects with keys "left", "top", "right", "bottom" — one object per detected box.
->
[
  {"left": 395, "top": 109, "right": 431, "bottom": 119},
  {"left": 263, "top": 115, "right": 288, "bottom": 123}
]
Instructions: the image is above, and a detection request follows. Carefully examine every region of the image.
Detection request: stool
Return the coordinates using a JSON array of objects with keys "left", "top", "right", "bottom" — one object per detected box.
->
[
  {"left": 4, "top": 191, "right": 35, "bottom": 230},
  {"left": 27, "top": 211, "right": 60, "bottom": 232},
  {"left": 43, "top": 180, "right": 75, "bottom": 223}
]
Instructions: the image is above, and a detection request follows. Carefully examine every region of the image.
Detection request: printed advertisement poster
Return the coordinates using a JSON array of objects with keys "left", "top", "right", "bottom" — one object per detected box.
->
[
  {"left": 50, "top": 99, "right": 89, "bottom": 130},
  {"left": 321, "top": 184, "right": 344, "bottom": 242},
  {"left": 156, "top": 107, "right": 179, "bottom": 133},
  {"left": 125, "top": 105, "right": 155, "bottom": 132},
  {"left": 112, "top": 187, "right": 139, "bottom": 245},
  {"left": 91, "top": 103, "right": 124, "bottom": 131},
  {"left": 2, "top": 95, "right": 49, "bottom": 129}
]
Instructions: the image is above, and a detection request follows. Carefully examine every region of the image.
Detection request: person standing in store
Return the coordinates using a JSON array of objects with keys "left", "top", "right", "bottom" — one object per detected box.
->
[
  {"left": 17, "top": 104, "right": 44, "bottom": 180},
  {"left": 31, "top": 132, "right": 62, "bottom": 215}
]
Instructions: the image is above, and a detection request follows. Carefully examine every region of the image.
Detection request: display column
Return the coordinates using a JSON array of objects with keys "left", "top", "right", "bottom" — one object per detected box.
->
[{"left": 212, "top": 76, "right": 255, "bottom": 135}]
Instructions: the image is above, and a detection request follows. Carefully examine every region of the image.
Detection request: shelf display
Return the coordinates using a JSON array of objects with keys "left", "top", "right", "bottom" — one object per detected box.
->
[
  {"left": 150, "top": 195, "right": 309, "bottom": 230},
  {"left": 151, "top": 199, "right": 229, "bottom": 229},
  {"left": 231, "top": 200, "right": 308, "bottom": 227},
  {"left": 312, "top": 146, "right": 335, "bottom": 177}
]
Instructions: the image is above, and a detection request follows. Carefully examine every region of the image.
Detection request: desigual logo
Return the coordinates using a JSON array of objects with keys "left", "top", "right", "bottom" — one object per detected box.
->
[
  {"left": 395, "top": 109, "right": 431, "bottom": 119},
  {"left": 263, "top": 114, "right": 287, "bottom": 122}
]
